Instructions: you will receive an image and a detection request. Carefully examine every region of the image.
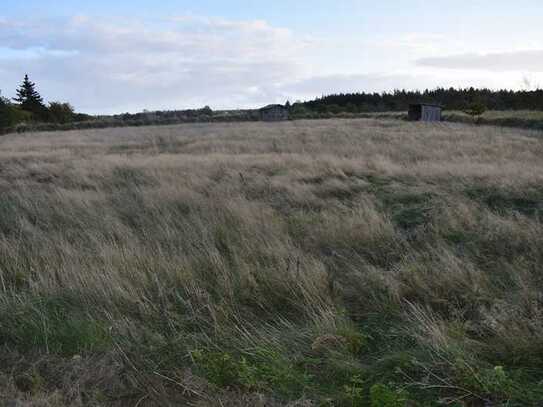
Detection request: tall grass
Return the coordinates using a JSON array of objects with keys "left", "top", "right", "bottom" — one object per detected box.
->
[{"left": 1, "top": 119, "right": 543, "bottom": 405}]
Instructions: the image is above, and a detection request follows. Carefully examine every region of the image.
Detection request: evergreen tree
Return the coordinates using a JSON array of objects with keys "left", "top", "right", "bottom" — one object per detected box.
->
[
  {"left": 300, "top": 87, "right": 543, "bottom": 113},
  {"left": 13, "top": 74, "right": 46, "bottom": 118},
  {"left": 463, "top": 101, "right": 487, "bottom": 124}
]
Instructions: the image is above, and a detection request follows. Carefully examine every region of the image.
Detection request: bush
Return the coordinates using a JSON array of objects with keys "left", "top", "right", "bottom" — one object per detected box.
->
[
  {"left": 47, "top": 101, "right": 75, "bottom": 124},
  {"left": 463, "top": 101, "right": 487, "bottom": 124},
  {"left": 369, "top": 384, "right": 409, "bottom": 407},
  {"left": 0, "top": 98, "right": 32, "bottom": 130}
]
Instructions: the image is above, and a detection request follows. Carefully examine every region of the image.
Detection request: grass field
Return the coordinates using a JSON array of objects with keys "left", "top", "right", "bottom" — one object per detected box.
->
[
  {"left": 442, "top": 110, "right": 543, "bottom": 130},
  {"left": 292, "top": 110, "right": 543, "bottom": 132},
  {"left": 1, "top": 118, "right": 543, "bottom": 406}
]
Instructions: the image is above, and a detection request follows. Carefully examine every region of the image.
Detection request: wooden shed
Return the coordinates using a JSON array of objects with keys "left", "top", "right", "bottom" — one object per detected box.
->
[
  {"left": 259, "top": 104, "right": 289, "bottom": 122},
  {"left": 408, "top": 103, "right": 442, "bottom": 122}
]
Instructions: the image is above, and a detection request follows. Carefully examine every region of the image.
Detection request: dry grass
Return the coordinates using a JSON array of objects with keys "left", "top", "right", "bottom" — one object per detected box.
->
[
  {"left": 444, "top": 110, "right": 543, "bottom": 130},
  {"left": 1, "top": 118, "right": 543, "bottom": 406}
]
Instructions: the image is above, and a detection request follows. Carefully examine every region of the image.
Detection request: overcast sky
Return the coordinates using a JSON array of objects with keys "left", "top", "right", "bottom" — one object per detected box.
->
[{"left": 1, "top": 0, "right": 542, "bottom": 114}]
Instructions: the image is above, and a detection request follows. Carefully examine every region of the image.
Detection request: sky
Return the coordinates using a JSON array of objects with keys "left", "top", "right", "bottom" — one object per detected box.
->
[{"left": 1, "top": 0, "right": 542, "bottom": 114}]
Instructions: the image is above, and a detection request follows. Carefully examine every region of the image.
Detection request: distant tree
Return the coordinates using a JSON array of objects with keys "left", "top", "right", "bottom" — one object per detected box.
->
[
  {"left": 299, "top": 87, "right": 543, "bottom": 114},
  {"left": 47, "top": 102, "right": 75, "bottom": 124},
  {"left": 285, "top": 100, "right": 291, "bottom": 109},
  {"left": 289, "top": 102, "right": 312, "bottom": 119},
  {"left": 327, "top": 104, "right": 342, "bottom": 114},
  {"left": 0, "top": 93, "right": 10, "bottom": 128},
  {"left": 200, "top": 106, "right": 213, "bottom": 116},
  {"left": 345, "top": 103, "right": 358, "bottom": 113},
  {"left": 13, "top": 74, "right": 47, "bottom": 119},
  {"left": 0, "top": 91, "right": 32, "bottom": 129},
  {"left": 463, "top": 101, "right": 487, "bottom": 124}
]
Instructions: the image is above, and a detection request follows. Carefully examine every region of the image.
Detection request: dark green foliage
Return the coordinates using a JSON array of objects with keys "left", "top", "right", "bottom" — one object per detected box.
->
[
  {"left": 200, "top": 105, "right": 213, "bottom": 116},
  {"left": 289, "top": 102, "right": 314, "bottom": 119},
  {"left": 465, "top": 185, "right": 543, "bottom": 216},
  {"left": 13, "top": 74, "right": 48, "bottom": 119},
  {"left": 385, "top": 191, "right": 435, "bottom": 231},
  {"left": 369, "top": 384, "right": 409, "bottom": 407},
  {"left": 191, "top": 348, "right": 312, "bottom": 397},
  {"left": 47, "top": 101, "right": 75, "bottom": 123},
  {"left": 0, "top": 94, "right": 32, "bottom": 130},
  {"left": 0, "top": 95, "right": 10, "bottom": 128},
  {"left": 0, "top": 78, "right": 81, "bottom": 130},
  {"left": 464, "top": 100, "right": 487, "bottom": 123},
  {"left": 302, "top": 87, "right": 543, "bottom": 113},
  {"left": 0, "top": 296, "right": 111, "bottom": 355},
  {"left": 464, "top": 101, "right": 487, "bottom": 117}
]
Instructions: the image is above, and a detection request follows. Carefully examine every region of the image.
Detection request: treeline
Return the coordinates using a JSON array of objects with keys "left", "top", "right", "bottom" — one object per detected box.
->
[
  {"left": 4, "top": 77, "right": 543, "bottom": 134},
  {"left": 1, "top": 74, "right": 262, "bottom": 134},
  {"left": 1, "top": 74, "right": 90, "bottom": 132},
  {"left": 297, "top": 87, "right": 543, "bottom": 113},
  {"left": 104, "top": 107, "right": 258, "bottom": 124}
]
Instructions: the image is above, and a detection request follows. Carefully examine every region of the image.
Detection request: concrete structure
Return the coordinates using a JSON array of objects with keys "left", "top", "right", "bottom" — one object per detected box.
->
[
  {"left": 408, "top": 103, "right": 442, "bottom": 122},
  {"left": 259, "top": 104, "right": 289, "bottom": 121}
]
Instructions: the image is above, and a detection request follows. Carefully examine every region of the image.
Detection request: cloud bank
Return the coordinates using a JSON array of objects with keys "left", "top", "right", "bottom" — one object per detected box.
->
[
  {"left": 0, "top": 16, "right": 311, "bottom": 113},
  {"left": 1, "top": 15, "right": 541, "bottom": 114},
  {"left": 417, "top": 50, "right": 543, "bottom": 72}
]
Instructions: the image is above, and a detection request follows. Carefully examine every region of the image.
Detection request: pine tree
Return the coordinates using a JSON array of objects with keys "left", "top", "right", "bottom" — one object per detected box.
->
[{"left": 13, "top": 74, "right": 46, "bottom": 117}]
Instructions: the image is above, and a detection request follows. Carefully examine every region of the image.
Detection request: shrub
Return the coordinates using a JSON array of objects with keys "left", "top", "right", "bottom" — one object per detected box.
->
[
  {"left": 47, "top": 101, "right": 75, "bottom": 123},
  {"left": 369, "top": 384, "right": 409, "bottom": 407},
  {"left": 0, "top": 97, "right": 32, "bottom": 130}
]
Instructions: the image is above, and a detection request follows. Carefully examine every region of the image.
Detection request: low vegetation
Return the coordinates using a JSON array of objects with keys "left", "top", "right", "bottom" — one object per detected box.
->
[
  {"left": 301, "top": 87, "right": 543, "bottom": 113},
  {"left": 4, "top": 77, "right": 543, "bottom": 135},
  {"left": 443, "top": 110, "right": 543, "bottom": 130},
  {"left": 0, "top": 75, "right": 89, "bottom": 133},
  {"left": 1, "top": 119, "right": 543, "bottom": 405}
]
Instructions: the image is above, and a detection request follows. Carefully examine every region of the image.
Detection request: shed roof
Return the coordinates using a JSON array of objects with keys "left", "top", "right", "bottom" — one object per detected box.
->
[
  {"left": 409, "top": 103, "right": 443, "bottom": 108},
  {"left": 260, "top": 104, "right": 287, "bottom": 111}
]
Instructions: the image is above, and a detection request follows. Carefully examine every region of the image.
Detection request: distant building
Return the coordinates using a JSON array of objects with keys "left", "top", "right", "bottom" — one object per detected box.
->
[
  {"left": 259, "top": 104, "right": 289, "bottom": 121},
  {"left": 408, "top": 103, "right": 442, "bottom": 122}
]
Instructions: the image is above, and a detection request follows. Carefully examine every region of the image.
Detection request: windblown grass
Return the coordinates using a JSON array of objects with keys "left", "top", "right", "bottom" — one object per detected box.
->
[
  {"left": 1, "top": 119, "right": 543, "bottom": 406},
  {"left": 443, "top": 110, "right": 543, "bottom": 130}
]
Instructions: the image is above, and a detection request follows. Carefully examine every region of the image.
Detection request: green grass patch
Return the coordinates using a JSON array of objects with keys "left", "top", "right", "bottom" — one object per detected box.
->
[
  {"left": 0, "top": 295, "right": 112, "bottom": 355},
  {"left": 465, "top": 185, "right": 543, "bottom": 216},
  {"left": 191, "top": 347, "right": 313, "bottom": 398}
]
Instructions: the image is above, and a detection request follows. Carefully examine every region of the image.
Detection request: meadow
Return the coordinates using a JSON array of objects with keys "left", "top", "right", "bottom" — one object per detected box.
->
[
  {"left": 1, "top": 118, "right": 543, "bottom": 406},
  {"left": 442, "top": 110, "right": 543, "bottom": 130}
]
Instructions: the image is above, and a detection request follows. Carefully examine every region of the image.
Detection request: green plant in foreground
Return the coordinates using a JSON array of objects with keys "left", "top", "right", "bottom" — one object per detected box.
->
[
  {"left": 338, "top": 329, "right": 369, "bottom": 356},
  {"left": 343, "top": 375, "right": 365, "bottom": 406},
  {"left": 343, "top": 376, "right": 410, "bottom": 407},
  {"left": 191, "top": 348, "right": 313, "bottom": 396},
  {"left": 0, "top": 296, "right": 111, "bottom": 355},
  {"left": 191, "top": 350, "right": 240, "bottom": 387},
  {"left": 369, "top": 383, "right": 409, "bottom": 407}
]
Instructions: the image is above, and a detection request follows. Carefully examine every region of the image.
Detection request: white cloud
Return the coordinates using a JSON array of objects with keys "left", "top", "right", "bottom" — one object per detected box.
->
[
  {"left": 283, "top": 73, "right": 418, "bottom": 96},
  {"left": 371, "top": 33, "right": 453, "bottom": 53},
  {"left": 0, "top": 16, "right": 310, "bottom": 113},
  {"left": 1, "top": 16, "right": 540, "bottom": 114},
  {"left": 417, "top": 50, "right": 543, "bottom": 72}
]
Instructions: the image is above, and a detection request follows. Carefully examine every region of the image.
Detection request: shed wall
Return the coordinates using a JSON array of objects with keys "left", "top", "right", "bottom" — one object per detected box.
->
[
  {"left": 408, "top": 105, "right": 422, "bottom": 121},
  {"left": 421, "top": 106, "right": 442, "bottom": 122},
  {"left": 260, "top": 107, "right": 289, "bottom": 121}
]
